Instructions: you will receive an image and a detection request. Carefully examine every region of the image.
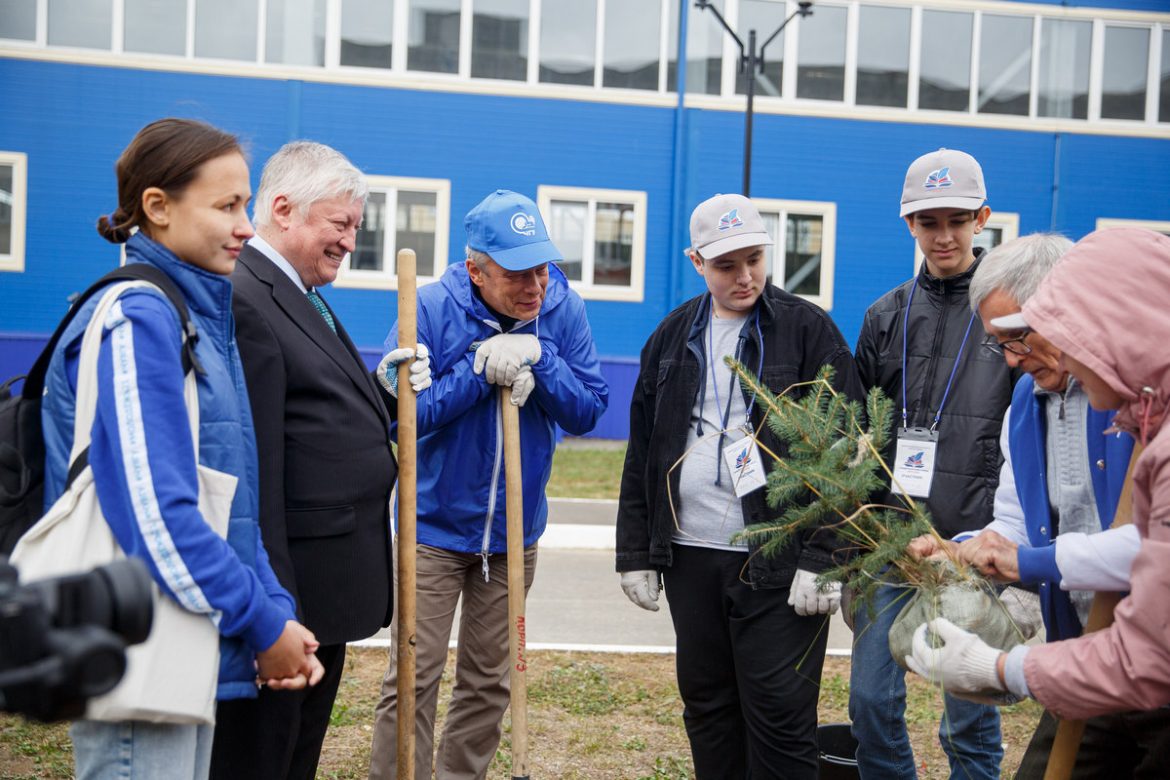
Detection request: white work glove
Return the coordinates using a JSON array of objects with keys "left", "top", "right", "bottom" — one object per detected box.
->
[
  {"left": 509, "top": 366, "right": 536, "bottom": 407},
  {"left": 473, "top": 333, "right": 541, "bottom": 386},
  {"left": 787, "top": 569, "right": 841, "bottom": 616},
  {"left": 905, "top": 618, "right": 1010, "bottom": 705},
  {"left": 376, "top": 344, "right": 431, "bottom": 398},
  {"left": 999, "top": 586, "right": 1043, "bottom": 641},
  {"left": 620, "top": 570, "right": 660, "bottom": 612}
]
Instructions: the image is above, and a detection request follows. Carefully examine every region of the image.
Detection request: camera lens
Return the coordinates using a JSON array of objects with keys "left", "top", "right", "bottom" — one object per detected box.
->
[
  {"left": 27, "top": 558, "right": 153, "bottom": 646},
  {"left": 95, "top": 559, "right": 154, "bottom": 646}
]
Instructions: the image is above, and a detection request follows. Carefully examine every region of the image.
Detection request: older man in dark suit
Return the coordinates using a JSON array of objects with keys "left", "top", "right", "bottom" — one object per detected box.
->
[{"left": 210, "top": 141, "right": 426, "bottom": 780}]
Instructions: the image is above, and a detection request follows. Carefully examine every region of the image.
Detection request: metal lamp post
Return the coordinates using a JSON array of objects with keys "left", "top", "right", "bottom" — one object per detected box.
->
[{"left": 694, "top": 0, "right": 813, "bottom": 196}]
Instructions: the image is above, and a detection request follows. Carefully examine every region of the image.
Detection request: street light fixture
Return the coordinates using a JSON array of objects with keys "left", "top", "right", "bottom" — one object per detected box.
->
[{"left": 694, "top": 0, "right": 813, "bottom": 196}]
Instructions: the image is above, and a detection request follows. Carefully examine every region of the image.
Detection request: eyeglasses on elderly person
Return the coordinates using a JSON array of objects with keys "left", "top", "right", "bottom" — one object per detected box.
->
[{"left": 981, "top": 331, "right": 1033, "bottom": 357}]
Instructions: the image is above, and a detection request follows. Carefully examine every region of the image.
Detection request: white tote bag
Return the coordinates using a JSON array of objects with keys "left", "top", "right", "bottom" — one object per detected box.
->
[{"left": 11, "top": 281, "right": 238, "bottom": 725}]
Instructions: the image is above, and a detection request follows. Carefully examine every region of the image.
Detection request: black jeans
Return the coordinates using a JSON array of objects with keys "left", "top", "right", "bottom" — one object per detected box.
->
[
  {"left": 1015, "top": 707, "right": 1170, "bottom": 779},
  {"left": 663, "top": 544, "right": 828, "bottom": 780}
]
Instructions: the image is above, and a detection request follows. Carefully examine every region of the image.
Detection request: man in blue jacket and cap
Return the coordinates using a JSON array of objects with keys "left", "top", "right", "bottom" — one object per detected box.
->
[{"left": 367, "top": 189, "right": 609, "bottom": 780}]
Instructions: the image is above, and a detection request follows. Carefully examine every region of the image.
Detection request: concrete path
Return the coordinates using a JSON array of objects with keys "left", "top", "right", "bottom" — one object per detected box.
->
[{"left": 359, "top": 498, "right": 853, "bottom": 655}]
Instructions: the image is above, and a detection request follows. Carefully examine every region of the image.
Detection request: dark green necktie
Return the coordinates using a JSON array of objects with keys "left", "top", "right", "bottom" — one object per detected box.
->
[{"left": 306, "top": 290, "right": 337, "bottom": 334}]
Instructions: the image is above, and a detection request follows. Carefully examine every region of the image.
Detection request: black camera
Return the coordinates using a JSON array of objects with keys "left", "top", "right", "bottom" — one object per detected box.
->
[{"left": 0, "top": 555, "right": 154, "bottom": 722}]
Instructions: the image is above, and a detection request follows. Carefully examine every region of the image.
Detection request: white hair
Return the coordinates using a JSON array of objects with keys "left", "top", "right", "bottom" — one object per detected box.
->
[
  {"left": 969, "top": 233, "right": 1075, "bottom": 312},
  {"left": 466, "top": 246, "right": 492, "bottom": 269},
  {"left": 253, "top": 141, "right": 368, "bottom": 227}
]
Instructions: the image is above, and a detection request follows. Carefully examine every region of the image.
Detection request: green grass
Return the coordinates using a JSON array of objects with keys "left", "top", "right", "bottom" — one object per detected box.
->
[
  {"left": 0, "top": 652, "right": 1042, "bottom": 779},
  {"left": 546, "top": 443, "right": 627, "bottom": 499}
]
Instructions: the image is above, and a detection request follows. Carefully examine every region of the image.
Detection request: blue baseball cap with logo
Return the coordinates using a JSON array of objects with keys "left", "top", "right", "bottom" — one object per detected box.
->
[{"left": 465, "top": 189, "right": 562, "bottom": 271}]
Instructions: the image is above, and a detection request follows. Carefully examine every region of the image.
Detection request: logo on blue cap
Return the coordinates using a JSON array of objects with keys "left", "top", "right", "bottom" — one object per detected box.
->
[
  {"left": 465, "top": 190, "right": 563, "bottom": 272},
  {"left": 510, "top": 212, "right": 537, "bottom": 237}
]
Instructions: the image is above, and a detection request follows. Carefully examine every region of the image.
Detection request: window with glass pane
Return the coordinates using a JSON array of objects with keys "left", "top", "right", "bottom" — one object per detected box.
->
[
  {"left": 539, "top": 0, "right": 595, "bottom": 86},
  {"left": 972, "top": 227, "right": 1003, "bottom": 254},
  {"left": 602, "top": 0, "right": 660, "bottom": 90},
  {"left": 267, "top": 0, "right": 325, "bottom": 66},
  {"left": 857, "top": 6, "right": 909, "bottom": 107},
  {"left": 1101, "top": 27, "right": 1149, "bottom": 121},
  {"left": 549, "top": 201, "right": 586, "bottom": 281},
  {"left": 342, "top": 0, "right": 394, "bottom": 69},
  {"left": 784, "top": 214, "right": 823, "bottom": 296},
  {"left": 668, "top": 0, "right": 723, "bottom": 95},
  {"left": 758, "top": 210, "right": 824, "bottom": 297},
  {"left": 2, "top": 0, "right": 38, "bottom": 40},
  {"left": 1160, "top": 30, "right": 1170, "bottom": 123},
  {"left": 48, "top": 0, "right": 112, "bottom": 49},
  {"left": 796, "top": 4, "right": 846, "bottom": 101},
  {"left": 124, "top": 0, "right": 186, "bottom": 55},
  {"left": 919, "top": 10, "right": 971, "bottom": 111},
  {"left": 594, "top": 203, "right": 633, "bottom": 287},
  {"left": 350, "top": 189, "right": 442, "bottom": 277},
  {"left": 351, "top": 192, "right": 387, "bottom": 271},
  {"left": 978, "top": 15, "right": 1031, "bottom": 115},
  {"left": 398, "top": 191, "right": 438, "bottom": 276},
  {"left": 409, "top": 0, "right": 460, "bottom": 74},
  {"left": 472, "top": 0, "right": 527, "bottom": 80},
  {"left": 0, "top": 165, "right": 12, "bottom": 257},
  {"left": 735, "top": 0, "right": 785, "bottom": 97},
  {"left": 196, "top": 0, "right": 258, "bottom": 60},
  {"left": 1038, "top": 19, "right": 1090, "bottom": 119},
  {"left": 759, "top": 212, "right": 780, "bottom": 280}
]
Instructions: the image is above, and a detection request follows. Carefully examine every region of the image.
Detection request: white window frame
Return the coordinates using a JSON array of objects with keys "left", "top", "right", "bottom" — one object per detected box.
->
[
  {"left": 912, "top": 210, "right": 1019, "bottom": 273},
  {"left": 0, "top": 151, "right": 28, "bottom": 273},
  {"left": 1096, "top": 217, "right": 1170, "bottom": 235},
  {"left": 536, "top": 184, "right": 647, "bottom": 302},
  {"left": 334, "top": 174, "right": 450, "bottom": 290},
  {"left": 6, "top": 2, "right": 1170, "bottom": 137},
  {"left": 753, "top": 197, "right": 836, "bottom": 311}
]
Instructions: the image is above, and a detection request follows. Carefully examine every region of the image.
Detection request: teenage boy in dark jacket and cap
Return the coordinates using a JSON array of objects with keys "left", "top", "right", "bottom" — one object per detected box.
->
[
  {"left": 616, "top": 194, "right": 865, "bottom": 779},
  {"left": 850, "top": 148, "right": 1017, "bottom": 780}
]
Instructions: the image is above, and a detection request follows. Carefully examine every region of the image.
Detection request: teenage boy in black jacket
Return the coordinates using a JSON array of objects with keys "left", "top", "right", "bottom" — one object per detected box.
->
[
  {"left": 849, "top": 148, "right": 1017, "bottom": 780},
  {"left": 615, "top": 194, "right": 865, "bottom": 779}
]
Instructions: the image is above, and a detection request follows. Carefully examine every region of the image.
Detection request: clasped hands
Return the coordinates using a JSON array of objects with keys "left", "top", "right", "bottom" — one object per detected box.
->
[
  {"left": 255, "top": 620, "right": 326, "bottom": 691},
  {"left": 474, "top": 333, "right": 540, "bottom": 407}
]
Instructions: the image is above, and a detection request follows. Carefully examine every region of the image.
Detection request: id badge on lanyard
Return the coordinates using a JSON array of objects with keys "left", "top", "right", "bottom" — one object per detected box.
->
[
  {"left": 893, "top": 284, "right": 976, "bottom": 501},
  {"left": 722, "top": 429, "right": 767, "bottom": 498},
  {"left": 891, "top": 426, "right": 938, "bottom": 498}
]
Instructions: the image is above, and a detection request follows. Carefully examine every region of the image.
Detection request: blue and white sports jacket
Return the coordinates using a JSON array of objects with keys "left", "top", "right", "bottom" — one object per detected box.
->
[
  {"left": 42, "top": 232, "right": 296, "bottom": 701},
  {"left": 386, "top": 261, "right": 608, "bottom": 562}
]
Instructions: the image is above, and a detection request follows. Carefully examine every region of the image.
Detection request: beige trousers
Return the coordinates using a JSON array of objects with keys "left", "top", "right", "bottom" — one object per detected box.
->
[{"left": 368, "top": 542, "right": 538, "bottom": 780}]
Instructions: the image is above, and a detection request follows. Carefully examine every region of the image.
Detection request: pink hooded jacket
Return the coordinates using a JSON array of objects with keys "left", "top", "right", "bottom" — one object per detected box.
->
[{"left": 1019, "top": 227, "right": 1170, "bottom": 719}]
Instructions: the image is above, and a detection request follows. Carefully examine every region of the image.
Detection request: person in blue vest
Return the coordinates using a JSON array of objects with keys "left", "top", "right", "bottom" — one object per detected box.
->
[
  {"left": 41, "top": 118, "right": 322, "bottom": 779},
  {"left": 910, "top": 232, "right": 1170, "bottom": 777}
]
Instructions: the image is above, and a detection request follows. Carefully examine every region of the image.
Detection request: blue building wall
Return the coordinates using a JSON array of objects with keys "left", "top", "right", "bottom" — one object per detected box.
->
[{"left": 2, "top": 52, "right": 1170, "bottom": 438}]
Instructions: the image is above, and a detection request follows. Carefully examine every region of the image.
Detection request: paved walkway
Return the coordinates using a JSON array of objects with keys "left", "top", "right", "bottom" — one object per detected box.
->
[{"left": 359, "top": 498, "right": 853, "bottom": 655}]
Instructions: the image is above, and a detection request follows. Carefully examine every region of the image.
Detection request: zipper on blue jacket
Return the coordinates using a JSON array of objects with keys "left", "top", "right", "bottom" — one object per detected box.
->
[
  {"left": 481, "top": 366, "right": 505, "bottom": 582},
  {"left": 476, "top": 314, "right": 539, "bottom": 581}
]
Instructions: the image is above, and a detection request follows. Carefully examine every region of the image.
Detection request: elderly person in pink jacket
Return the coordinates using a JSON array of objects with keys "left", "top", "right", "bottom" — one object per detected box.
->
[{"left": 906, "top": 227, "right": 1170, "bottom": 719}]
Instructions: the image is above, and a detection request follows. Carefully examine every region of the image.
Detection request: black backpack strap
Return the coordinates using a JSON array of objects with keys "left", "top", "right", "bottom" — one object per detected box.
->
[{"left": 23, "top": 263, "right": 203, "bottom": 402}]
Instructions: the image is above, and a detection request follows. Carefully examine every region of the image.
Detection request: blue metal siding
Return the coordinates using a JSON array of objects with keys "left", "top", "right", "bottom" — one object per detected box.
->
[{"left": 2, "top": 54, "right": 1170, "bottom": 440}]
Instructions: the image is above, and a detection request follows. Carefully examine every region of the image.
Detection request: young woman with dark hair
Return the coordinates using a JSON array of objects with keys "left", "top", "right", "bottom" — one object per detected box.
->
[{"left": 40, "top": 118, "right": 322, "bottom": 779}]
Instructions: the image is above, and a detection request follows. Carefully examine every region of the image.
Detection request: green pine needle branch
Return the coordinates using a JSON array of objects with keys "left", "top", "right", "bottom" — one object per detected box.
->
[{"left": 726, "top": 360, "right": 981, "bottom": 613}]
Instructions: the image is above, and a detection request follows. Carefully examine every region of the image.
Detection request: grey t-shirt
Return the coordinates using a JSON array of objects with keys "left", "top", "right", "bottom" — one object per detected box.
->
[{"left": 674, "top": 312, "right": 751, "bottom": 552}]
